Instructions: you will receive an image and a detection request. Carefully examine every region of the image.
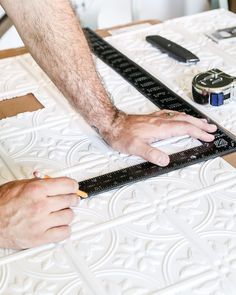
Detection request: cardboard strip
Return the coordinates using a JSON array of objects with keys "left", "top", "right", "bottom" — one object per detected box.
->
[
  {"left": 0, "top": 93, "right": 44, "bottom": 119},
  {"left": 0, "top": 47, "right": 28, "bottom": 60}
]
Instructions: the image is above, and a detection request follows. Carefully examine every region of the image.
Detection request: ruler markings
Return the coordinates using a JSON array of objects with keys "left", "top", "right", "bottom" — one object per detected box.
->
[{"left": 78, "top": 28, "right": 236, "bottom": 196}]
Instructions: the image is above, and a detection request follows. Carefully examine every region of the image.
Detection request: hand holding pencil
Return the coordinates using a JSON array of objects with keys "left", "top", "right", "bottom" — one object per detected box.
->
[
  {"left": 33, "top": 171, "right": 88, "bottom": 199},
  {"left": 0, "top": 173, "right": 82, "bottom": 249}
]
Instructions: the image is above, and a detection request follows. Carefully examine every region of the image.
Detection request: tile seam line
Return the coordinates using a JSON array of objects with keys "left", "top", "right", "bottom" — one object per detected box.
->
[
  {"left": 96, "top": 268, "right": 217, "bottom": 295},
  {"left": 0, "top": 117, "right": 72, "bottom": 140},
  {"left": 165, "top": 209, "right": 236, "bottom": 294},
  {"left": 140, "top": 181, "right": 236, "bottom": 293},
  {"left": 63, "top": 242, "right": 109, "bottom": 295},
  {"left": 0, "top": 144, "right": 25, "bottom": 179}
]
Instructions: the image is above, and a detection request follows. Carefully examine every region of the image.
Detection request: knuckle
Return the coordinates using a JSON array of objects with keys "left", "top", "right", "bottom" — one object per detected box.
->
[
  {"left": 63, "top": 226, "right": 71, "bottom": 238},
  {"left": 69, "top": 195, "right": 79, "bottom": 207},
  {"left": 183, "top": 114, "right": 191, "bottom": 120},
  {"left": 144, "top": 147, "right": 155, "bottom": 159},
  {"left": 122, "top": 137, "right": 135, "bottom": 151},
  {"left": 53, "top": 226, "right": 71, "bottom": 242},
  {"left": 132, "top": 138, "right": 140, "bottom": 146},
  {"left": 150, "top": 117, "right": 160, "bottom": 125},
  {"left": 65, "top": 209, "right": 74, "bottom": 223},
  {"left": 26, "top": 181, "right": 43, "bottom": 195},
  {"left": 28, "top": 223, "right": 45, "bottom": 240},
  {"left": 188, "top": 114, "right": 195, "bottom": 120},
  {"left": 187, "top": 126, "right": 198, "bottom": 136},
  {"left": 62, "top": 177, "right": 78, "bottom": 192},
  {"left": 29, "top": 200, "right": 47, "bottom": 216},
  {"left": 63, "top": 194, "right": 77, "bottom": 208},
  {"left": 154, "top": 119, "right": 162, "bottom": 127},
  {"left": 176, "top": 113, "right": 188, "bottom": 121},
  {"left": 180, "top": 121, "right": 190, "bottom": 130}
]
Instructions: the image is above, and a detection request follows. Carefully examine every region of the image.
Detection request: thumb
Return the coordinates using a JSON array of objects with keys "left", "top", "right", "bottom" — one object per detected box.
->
[{"left": 136, "top": 142, "right": 170, "bottom": 166}]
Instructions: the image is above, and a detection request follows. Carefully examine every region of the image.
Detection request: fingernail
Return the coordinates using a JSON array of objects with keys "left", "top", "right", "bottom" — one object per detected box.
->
[
  {"left": 207, "top": 124, "right": 217, "bottom": 133},
  {"left": 210, "top": 124, "right": 217, "bottom": 131},
  {"left": 158, "top": 155, "right": 170, "bottom": 166},
  {"left": 211, "top": 134, "right": 215, "bottom": 139},
  {"left": 208, "top": 134, "right": 215, "bottom": 141}
]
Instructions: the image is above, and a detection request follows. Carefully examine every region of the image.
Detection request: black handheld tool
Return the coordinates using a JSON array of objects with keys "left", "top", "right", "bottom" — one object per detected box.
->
[{"left": 146, "top": 35, "right": 200, "bottom": 64}]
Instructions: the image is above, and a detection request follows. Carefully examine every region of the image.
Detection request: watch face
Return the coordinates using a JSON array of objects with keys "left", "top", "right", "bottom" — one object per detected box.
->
[{"left": 194, "top": 69, "right": 234, "bottom": 90}]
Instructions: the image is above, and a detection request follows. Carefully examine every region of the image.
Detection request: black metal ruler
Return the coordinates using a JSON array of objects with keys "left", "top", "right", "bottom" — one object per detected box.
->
[{"left": 79, "top": 28, "right": 236, "bottom": 196}]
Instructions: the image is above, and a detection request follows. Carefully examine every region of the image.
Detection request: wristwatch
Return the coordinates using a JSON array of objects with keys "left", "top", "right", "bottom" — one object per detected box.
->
[{"left": 192, "top": 68, "right": 236, "bottom": 106}]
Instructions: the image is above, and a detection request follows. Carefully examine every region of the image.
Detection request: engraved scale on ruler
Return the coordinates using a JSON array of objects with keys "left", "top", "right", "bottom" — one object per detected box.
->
[{"left": 78, "top": 28, "right": 236, "bottom": 196}]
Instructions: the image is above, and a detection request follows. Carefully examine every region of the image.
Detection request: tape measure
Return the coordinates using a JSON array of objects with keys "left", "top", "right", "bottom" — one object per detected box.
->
[
  {"left": 79, "top": 28, "right": 236, "bottom": 196},
  {"left": 192, "top": 68, "right": 236, "bottom": 106}
]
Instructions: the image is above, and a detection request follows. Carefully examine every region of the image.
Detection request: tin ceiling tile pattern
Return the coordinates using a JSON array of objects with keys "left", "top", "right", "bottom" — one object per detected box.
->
[{"left": 0, "top": 9, "right": 236, "bottom": 295}]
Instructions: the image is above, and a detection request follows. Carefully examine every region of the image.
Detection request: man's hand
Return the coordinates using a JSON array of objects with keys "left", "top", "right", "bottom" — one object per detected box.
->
[
  {"left": 0, "top": 1, "right": 217, "bottom": 167},
  {"left": 102, "top": 110, "right": 217, "bottom": 166},
  {"left": 0, "top": 177, "right": 79, "bottom": 249}
]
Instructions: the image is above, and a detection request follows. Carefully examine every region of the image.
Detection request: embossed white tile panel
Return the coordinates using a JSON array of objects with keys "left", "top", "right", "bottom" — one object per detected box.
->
[{"left": 0, "top": 9, "right": 236, "bottom": 295}]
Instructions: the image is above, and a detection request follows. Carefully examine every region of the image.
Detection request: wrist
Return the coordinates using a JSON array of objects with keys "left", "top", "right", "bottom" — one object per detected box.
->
[{"left": 97, "top": 109, "right": 127, "bottom": 144}]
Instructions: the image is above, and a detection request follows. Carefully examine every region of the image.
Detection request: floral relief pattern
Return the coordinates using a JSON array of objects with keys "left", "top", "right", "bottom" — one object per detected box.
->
[{"left": 0, "top": 9, "right": 236, "bottom": 295}]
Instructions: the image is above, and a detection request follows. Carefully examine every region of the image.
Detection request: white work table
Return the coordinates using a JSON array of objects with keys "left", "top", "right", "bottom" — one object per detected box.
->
[{"left": 0, "top": 9, "right": 236, "bottom": 295}]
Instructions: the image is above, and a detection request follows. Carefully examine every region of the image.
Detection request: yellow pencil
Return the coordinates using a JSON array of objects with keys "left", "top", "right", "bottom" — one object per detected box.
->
[{"left": 33, "top": 171, "right": 88, "bottom": 199}]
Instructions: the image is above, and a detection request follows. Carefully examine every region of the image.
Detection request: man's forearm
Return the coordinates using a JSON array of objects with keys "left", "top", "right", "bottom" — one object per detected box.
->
[
  {"left": 1, "top": 0, "right": 118, "bottom": 134},
  {"left": 1, "top": 0, "right": 218, "bottom": 167}
]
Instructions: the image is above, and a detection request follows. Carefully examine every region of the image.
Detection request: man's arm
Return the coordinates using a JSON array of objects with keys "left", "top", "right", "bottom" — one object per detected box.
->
[
  {"left": 1, "top": 0, "right": 217, "bottom": 166},
  {"left": 1, "top": 0, "right": 117, "bottom": 131}
]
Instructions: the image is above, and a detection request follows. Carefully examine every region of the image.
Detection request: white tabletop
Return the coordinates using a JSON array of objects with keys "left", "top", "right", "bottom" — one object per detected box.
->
[{"left": 0, "top": 9, "right": 236, "bottom": 295}]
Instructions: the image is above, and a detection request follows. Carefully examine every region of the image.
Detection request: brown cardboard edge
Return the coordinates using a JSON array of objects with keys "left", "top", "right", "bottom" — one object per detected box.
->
[
  {"left": 0, "top": 93, "right": 44, "bottom": 119},
  {"left": 0, "top": 20, "right": 161, "bottom": 58},
  {"left": 0, "top": 47, "right": 28, "bottom": 60},
  {"left": 96, "top": 19, "right": 161, "bottom": 37},
  {"left": 223, "top": 153, "right": 236, "bottom": 168}
]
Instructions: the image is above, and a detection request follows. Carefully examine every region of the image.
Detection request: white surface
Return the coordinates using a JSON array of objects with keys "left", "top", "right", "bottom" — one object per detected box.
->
[
  {"left": 0, "top": 6, "right": 5, "bottom": 19},
  {"left": 108, "top": 23, "right": 152, "bottom": 36},
  {"left": 71, "top": 0, "right": 133, "bottom": 29},
  {"left": 72, "top": 0, "right": 210, "bottom": 29},
  {"left": 0, "top": 9, "right": 236, "bottom": 295},
  {"left": 132, "top": 0, "right": 210, "bottom": 21},
  {"left": 0, "top": 26, "right": 24, "bottom": 50},
  {"left": 0, "top": 0, "right": 209, "bottom": 50},
  {"left": 0, "top": 4, "right": 24, "bottom": 50}
]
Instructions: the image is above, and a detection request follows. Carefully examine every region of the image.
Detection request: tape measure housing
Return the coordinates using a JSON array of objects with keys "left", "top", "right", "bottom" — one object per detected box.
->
[{"left": 192, "top": 69, "right": 236, "bottom": 106}]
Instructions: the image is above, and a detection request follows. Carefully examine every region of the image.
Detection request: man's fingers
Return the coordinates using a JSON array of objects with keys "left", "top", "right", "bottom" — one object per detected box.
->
[
  {"left": 48, "top": 194, "right": 79, "bottom": 212},
  {"left": 171, "top": 114, "right": 217, "bottom": 133},
  {"left": 43, "top": 177, "right": 78, "bottom": 196},
  {"left": 43, "top": 226, "right": 71, "bottom": 244},
  {"left": 134, "top": 142, "right": 170, "bottom": 166},
  {"left": 49, "top": 208, "right": 74, "bottom": 227},
  {"left": 131, "top": 120, "right": 215, "bottom": 142},
  {"left": 150, "top": 110, "right": 217, "bottom": 134},
  {"left": 166, "top": 121, "right": 215, "bottom": 142}
]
